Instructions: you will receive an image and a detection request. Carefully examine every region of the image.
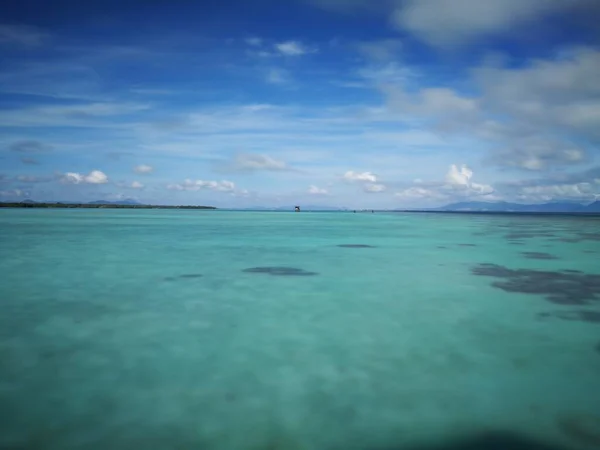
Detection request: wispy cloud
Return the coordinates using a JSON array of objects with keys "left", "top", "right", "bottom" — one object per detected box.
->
[
  {"left": 308, "top": 185, "right": 328, "bottom": 195},
  {"left": 20, "top": 157, "right": 40, "bottom": 165},
  {"left": 0, "top": 24, "right": 48, "bottom": 47},
  {"left": 134, "top": 164, "right": 154, "bottom": 174},
  {"left": 0, "top": 188, "right": 29, "bottom": 198},
  {"left": 9, "top": 140, "right": 52, "bottom": 153},
  {"left": 167, "top": 179, "right": 236, "bottom": 192},
  {"left": 274, "top": 40, "right": 315, "bottom": 56},
  {"left": 15, "top": 174, "right": 53, "bottom": 183},
  {"left": 343, "top": 171, "right": 378, "bottom": 183},
  {"left": 229, "top": 154, "right": 290, "bottom": 172},
  {"left": 61, "top": 170, "right": 108, "bottom": 185},
  {"left": 265, "top": 68, "right": 290, "bottom": 84},
  {"left": 245, "top": 37, "right": 263, "bottom": 46}
]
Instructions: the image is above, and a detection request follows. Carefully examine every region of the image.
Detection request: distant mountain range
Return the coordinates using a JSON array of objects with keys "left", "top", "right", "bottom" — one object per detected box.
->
[{"left": 426, "top": 201, "right": 600, "bottom": 213}]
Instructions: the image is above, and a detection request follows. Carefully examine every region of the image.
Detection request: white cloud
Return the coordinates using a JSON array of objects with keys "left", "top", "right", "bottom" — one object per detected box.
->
[
  {"left": 395, "top": 164, "right": 493, "bottom": 204},
  {"left": 245, "top": 37, "right": 263, "bottom": 46},
  {"left": 134, "top": 164, "right": 154, "bottom": 174},
  {"left": 445, "top": 164, "right": 473, "bottom": 187},
  {"left": 364, "top": 183, "right": 386, "bottom": 193},
  {"left": 131, "top": 181, "right": 144, "bottom": 189},
  {"left": 517, "top": 182, "right": 598, "bottom": 202},
  {"left": 274, "top": 41, "right": 313, "bottom": 56},
  {"left": 445, "top": 164, "right": 494, "bottom": 195},
  {"left": 373, "top": 47, "right": 598, "bottom": 172},
  {"left": 61, "top": 170, "right": 108, "bottom": 184},
  {"left": 266, "top": 68, "right": 289, "bottom": 84},
  {"left": 0, "top": 188, "right": 27, "bottom": 198},
  {"left": 308, "top": 185, "right": 328, "bottom": 195},
  {"left": 15, "top": 175, "right": 52, "bottom": 183},
  {"left": 474, "top": 47, "right": 600, "bottom": 144},
  {"left": 343, "top": 171, "right": 378, "bottom": 183},
  {"left": 167, "top": 179, "right": 236, "bottom": 193},
  {"left": 232, "top": 154, "right": 289, "bottom": 172},
  {"left": 0, "top": 102, "right": 151, "bottom": 128},
  {"left": 492, "top": 139, "right": 587, "bottom": 170},
  {"left": 392, "top": 0, "right": 594, "bottom": 48},
  {"left": 385, "top": 86, "right": 479, "bottom": 120},
  {"left": 395, "top": 186, "right": 448, "bottom": 200}
]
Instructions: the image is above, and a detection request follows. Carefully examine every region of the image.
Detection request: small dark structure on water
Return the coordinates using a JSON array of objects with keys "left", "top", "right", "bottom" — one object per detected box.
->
[{"left": 294, "top": 206, "right": 300, "bottom": 212}]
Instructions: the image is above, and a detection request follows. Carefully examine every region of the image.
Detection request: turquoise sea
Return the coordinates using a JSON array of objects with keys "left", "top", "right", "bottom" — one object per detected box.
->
[{"left": 1, "top": 209, "right": 599, "bottom": 450}]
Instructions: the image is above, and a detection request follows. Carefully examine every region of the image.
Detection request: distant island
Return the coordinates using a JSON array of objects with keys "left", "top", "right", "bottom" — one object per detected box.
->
[
  {"left": 0, "top": 200, "right": 216, "bottom": 210},
  {"left": 399, "top": 200, "right": 600, "bottom": 214}
]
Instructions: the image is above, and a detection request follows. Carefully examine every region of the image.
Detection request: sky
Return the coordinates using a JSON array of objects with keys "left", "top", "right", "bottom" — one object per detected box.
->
[{"left": 0, "top": 0, "right": 599, "bottom": 208}]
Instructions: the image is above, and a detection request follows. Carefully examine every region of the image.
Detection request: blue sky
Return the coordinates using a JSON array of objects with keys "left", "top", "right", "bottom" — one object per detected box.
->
[{"left": 1, "top": 0, "right": 599, "bottom": 208}]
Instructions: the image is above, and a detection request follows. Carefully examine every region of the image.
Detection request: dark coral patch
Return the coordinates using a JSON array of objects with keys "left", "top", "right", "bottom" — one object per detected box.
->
[
  {"left": 243, "top": 267, "right": 318, "bottom": 276},
  {"left": 538, "top": 311, "right": 600, "bottom": 323},
  {"left": 337, "top": 244, "right": 376, "bottom": 248},
  {"left": 458, "top": 243, "right": 477, "bottom": 247},
  {"left": 521, "top": 252, "right": 559, "bottom": 260},
  {"left": 471, "top": 263, "right": 600, "bottom": 305},
  {"left": 556, "top": 414, "right": 600, "bottom": 447},
  {"left": 164, "top": 274, "right": 203, "bottom": 281}
]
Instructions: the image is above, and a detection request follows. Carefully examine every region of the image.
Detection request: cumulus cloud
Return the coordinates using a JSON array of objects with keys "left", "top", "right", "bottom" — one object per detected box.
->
[
  {"left": 130, "top": 181, "right": 144, "bottom": 189},
  {"left": 474, "top": 47, "right": 600, "bottom": 144},
  {"left": 61, "top": 170, "right": 108, "bottom": 184},
  {"left": 445, "top": 164, "right": 494, "bottom": 195},
  {"left": 274, "top": 41, "right": 313, "bottom": 56},
  {"left": 308, "top": 185, "right": 328, "bottom": 195},
  {"left": 395, "top": 164, "right": 494, "bottom": 204},
  {"left": 372, "top": 47, "right": 599, "bottom": 172},
  {"left": 232, "top": 154, "right": 289, "bottom": 172},
  {"left": 309, "top": 0, "right": 598, "bottom": 49},
  {"left": 167, "top": 179, "right": 236, "bottom": 193},
  {"left": 133, "top": 164, "right": 153, "bottom": 174},
  {"left": 343, "top": 171, "right": 378, "bottom": 183},
  {"left": 445, "top": 164, "right": 473, "bottom": 187},
  {"left": 364, "top": 183, "right": 386, "bottom": 193},
  {"left": 395, "top": 186, "right": 448, "bottom": 201}
]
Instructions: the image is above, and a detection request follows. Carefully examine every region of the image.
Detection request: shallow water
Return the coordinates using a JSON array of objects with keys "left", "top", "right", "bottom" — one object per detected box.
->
[{"left": 1, "top": 209, "right": 599, "bottom": 450}]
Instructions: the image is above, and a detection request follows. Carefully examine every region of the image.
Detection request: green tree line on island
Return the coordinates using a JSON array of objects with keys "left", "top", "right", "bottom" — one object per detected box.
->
[{"left": 0, "top": 202, "right": 216, "bottom": 210}]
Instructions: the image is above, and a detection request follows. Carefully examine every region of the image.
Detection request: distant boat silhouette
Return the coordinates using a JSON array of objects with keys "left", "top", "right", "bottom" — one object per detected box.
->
[{"left": 294, "top": 206, "right": 300, "bottom": 212}]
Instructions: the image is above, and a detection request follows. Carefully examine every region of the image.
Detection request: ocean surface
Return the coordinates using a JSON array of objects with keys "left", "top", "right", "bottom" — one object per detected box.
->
[{"left": 1, "top": 209, "right": 599, "bottom": 450}]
